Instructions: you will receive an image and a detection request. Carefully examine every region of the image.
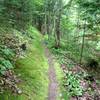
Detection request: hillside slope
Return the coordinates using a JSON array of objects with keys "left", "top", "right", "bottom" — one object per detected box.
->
[{"left": 0, "top": 26, "right": 49, "bottom": 100}]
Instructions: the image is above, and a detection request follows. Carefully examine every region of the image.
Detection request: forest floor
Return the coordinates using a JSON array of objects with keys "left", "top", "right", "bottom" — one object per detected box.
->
[
  {"left": 61, "top": 63, "right": 100, "bottom": 100},
  {"left": 1, "top": 26, "right": 100, "bottom": 100},
  {"left": 46, "top": 43, "right": 100, "bottom": 99},
  {"left": 44, "top": 46, "right": 59, "bottom": 100}
]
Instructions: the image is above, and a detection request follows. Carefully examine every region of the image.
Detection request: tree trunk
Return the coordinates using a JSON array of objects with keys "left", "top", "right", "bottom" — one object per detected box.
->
[
  {"left": 47, "top": 13, "right": 50, "bottom": 35},
  {"left": 55, "top": 15, "right": 61, "bottom": 48},
  {"left": 55, "top": 0, "right": 62, "bottom": 48},
  {"left": 80, "top": 19, "right": 86, "bottom": 64}
]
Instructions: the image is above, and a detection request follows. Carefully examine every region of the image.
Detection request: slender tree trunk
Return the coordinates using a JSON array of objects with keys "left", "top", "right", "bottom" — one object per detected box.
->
[
  {"left": 80, "top": 19, "right": 86, "bottom": 64},
  {"left": 44, "top": 15, "right": 47, "bottom": 34},
  {"left": 44, "top": 0, "right": 48, "bottom": 34},
  {"left": 55, "top": 14, "right": 61, "bottom": 48},
  {"left": 47, "top": 12, "right": 51, "bottom": 40},
  {"left": 38, "top": 16, "right": 42, "bottom": 32},
  {"left": 55, "top": 0, "right": 62, "bottom": 48}
]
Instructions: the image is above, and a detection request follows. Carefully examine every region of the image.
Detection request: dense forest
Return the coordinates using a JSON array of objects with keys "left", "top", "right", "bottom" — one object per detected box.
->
[{"left": 0, "top": 0, "right": 100, "bottom": 100}]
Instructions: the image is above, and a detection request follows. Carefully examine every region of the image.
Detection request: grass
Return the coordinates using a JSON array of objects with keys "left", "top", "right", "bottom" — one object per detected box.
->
[
  {"left": 54, "top": 61, "right": 64, "bottom": 100},
  {"left": 54, "top": 61, "right": 70, "bottom": 100},
  {"left": 0, "top": 26, "right": 49, "bottom": 100}
]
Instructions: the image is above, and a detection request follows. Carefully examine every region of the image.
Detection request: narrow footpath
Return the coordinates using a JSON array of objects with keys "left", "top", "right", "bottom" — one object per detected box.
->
[{"left": 44, "top": 47, "right": 58, "bottom": 100}]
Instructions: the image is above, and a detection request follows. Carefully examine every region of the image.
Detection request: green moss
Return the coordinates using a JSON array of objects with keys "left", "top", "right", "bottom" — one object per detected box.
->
[{"left": 0, "top": 26, "right": 49, "bottom": 100}]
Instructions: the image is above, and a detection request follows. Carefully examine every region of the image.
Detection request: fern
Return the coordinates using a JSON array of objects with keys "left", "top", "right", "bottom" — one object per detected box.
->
[{"left": 0, "top": 59, "right": 13, "bottom": 75}]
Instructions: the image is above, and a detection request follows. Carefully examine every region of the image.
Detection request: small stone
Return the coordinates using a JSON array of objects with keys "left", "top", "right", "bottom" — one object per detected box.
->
[{"left": 17, "top": 89, "right": 22, "bottom": 94}]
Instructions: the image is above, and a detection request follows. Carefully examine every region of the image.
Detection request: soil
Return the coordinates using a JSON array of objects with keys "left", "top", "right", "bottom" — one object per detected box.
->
[{"left": 44, "top": 47, "right": 58, "bottom": 100}]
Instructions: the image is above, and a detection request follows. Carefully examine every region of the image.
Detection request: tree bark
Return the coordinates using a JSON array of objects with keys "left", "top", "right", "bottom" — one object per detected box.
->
[
  {"left": 80, "top": 19, "right": 86, "bottom": 64},
  {"left": 55, "top": 14, "right": 61, "bottom": 48},
  {"left": 55, "top": 0, "right": 62, "bottom": 48}
]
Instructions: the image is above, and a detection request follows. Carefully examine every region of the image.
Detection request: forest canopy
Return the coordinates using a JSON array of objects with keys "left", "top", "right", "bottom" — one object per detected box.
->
[{"left": 0, "top": 0, "right": 100, "bottom": 100}]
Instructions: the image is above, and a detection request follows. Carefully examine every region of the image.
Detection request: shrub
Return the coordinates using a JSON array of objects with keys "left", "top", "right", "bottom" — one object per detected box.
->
[{"left": 0, "top": 59, "right": 13, "bottom": 75}]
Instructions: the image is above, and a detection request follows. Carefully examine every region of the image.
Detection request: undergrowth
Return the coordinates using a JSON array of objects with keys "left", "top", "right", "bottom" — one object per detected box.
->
[
  {"left": 44, "top": 35, "right": 100, "bottom": 99},
  {"left": 44, "top": 35, "right": 99, "bottom": 66},
  {"left": 64, "top": 71, "right": 83, "bottom": 96},
  {"left": 0, "top": 26, "right": 49, "bottom": 100}
]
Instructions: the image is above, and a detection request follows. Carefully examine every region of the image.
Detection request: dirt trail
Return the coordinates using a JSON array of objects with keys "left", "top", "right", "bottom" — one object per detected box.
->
[{"left": 44, "top": 47, "right": 58, "bottom": 100}]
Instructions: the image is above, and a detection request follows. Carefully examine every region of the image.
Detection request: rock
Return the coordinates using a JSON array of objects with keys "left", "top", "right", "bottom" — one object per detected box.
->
[{"left": 17, "top": 88, "right": 22, "bottom": 94}]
